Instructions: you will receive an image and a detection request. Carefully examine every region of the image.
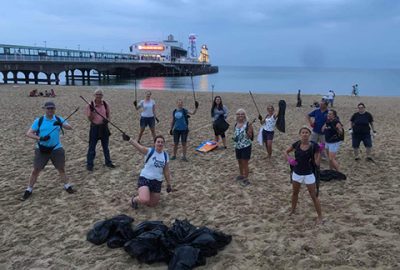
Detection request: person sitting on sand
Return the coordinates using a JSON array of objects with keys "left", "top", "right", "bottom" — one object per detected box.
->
[
  {"left": 211, "top": 96, "right": 229, "bottom": 149},
  {"left": 50, "top": 89, "right": 56, "bottom": 97},
  {"left": 233, "top": 109, "right": 254, "bottom": 187},
  {"left": 45, "top": 90, "right": 50, "bottom": 97},
  {"left": 284, "top": 126, "right": 323, "bottom": 224},
  {"left": 349, "top": 102, "right": 376, "bottom": 161},
  {"left": 322, "top": 109, "right": 344, "bottom": 171},
  {"left": 170, "top": 99, "right": 198, "bottom": 161},
  {"left": 122, "top": 134, "right": 172, "bottom": 209},
  {"left": 29, "top": 89, "right": 38, "bottom": 97},
  {"left": 21, "top": 101, "right": 75, "bottom": 200},
  {"left": 258, "top": 104, "right": 279, "bottom": 158},
  {"left": 133, "top": 91, "right": 158, "bottom": 143}
]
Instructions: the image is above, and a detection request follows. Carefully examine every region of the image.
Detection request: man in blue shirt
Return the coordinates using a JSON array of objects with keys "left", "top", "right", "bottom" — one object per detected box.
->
[
  {"left": 21, "top": 101, "right": 75, "bottom": 200},
  {"left": 306, "top": 98, "right": 328, "bottom": 156},
  {"left": 170, "top": 99, "right": 198, "bottom": 161}
]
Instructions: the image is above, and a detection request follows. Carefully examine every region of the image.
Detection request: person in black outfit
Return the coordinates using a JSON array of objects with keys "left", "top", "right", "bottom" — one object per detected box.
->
[
  {"left": 296, "top": 89, "right": 302, "bottom": 107},
  {"left": 322, "top": 110, "right": 343, "bottom": 171},
  {"left": 284, "top": 127, "right": 323, "bottom": 225},
  {"left": 349, "top": 103, "right": 376, "bottom": 161}
]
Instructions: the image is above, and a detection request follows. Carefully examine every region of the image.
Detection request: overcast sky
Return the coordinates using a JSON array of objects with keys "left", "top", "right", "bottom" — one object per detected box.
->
[{"left": 1, "top": 0, "right": 399, "bottom": 68}]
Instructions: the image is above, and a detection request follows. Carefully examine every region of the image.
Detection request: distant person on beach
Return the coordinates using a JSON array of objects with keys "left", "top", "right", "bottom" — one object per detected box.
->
[
  {"left": 306, "top": 98, "right": 328, "bottom": 157},
  {"left": 233, "top": 109, "right": 253, "bottom": 187},
  {"left": 170, "top": 99, "right": 198, "bottom": 161},
  {"left": 327, "top": 90, "right": 335, "bottom": 107},
  {"left": 322, "top": 110, "right": 344, "bottom": 171},
  {"left": 284, "top": 127, "right": 323, "bottom": 225},
  {"left": 122, "top": 134, "right": 172, "bottom": 209},
  {"left": 296, "top": 89, "right": 302, "bottom": 107},
  {"left": 86, "top": 89, "right": 115, "bottom": 171},
  {"left": 133, "top": 91, "right": 158, "bottom": 143},
  {"left": 29, "top": 89, "right": 38, "bottom": 97},
  {"left": 352, "top": 84, "right": 359, "bottom": 96},
  {"left": 50, "top": 89, "right": 56, "bottom": 97},
  {"left": 21, "top": 101, "right": 75, "bottom": 200},
  {"left": 350, "top": 103, "right": 375, "bottom": 161},
  {"left": 45, "top": 90, "right": 50, "bottom": 97},
  {"left": 259, "top": 104, "right": 279, "bottom": 158},
  {"left": 211, "top": 96, "right": 229, "bottom": 148}
]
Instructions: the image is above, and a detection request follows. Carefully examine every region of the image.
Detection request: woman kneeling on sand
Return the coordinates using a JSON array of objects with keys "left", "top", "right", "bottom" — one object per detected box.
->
[
  {"left": 122, "top": 134, "right": 172, "bottom": 209},
  {"left": 284, "top": 127, "right": 323, "bottom": 224}
]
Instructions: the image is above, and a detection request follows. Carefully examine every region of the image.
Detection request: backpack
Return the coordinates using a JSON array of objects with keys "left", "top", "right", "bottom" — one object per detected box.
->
[
  {"left": 91, "top": 100, "right": 109, "bottom": 118},
  {"left": 145, "top": 148, "right": 168, "bottom": 166},
  {"left": 36, "top": 115, "right": 63, "bottom": 153},
  {"left": 172, "top": 109, "right": 190, "bottom": 129},
  {"left": 234, "top": 122, "right": 253, "bottom": 141},
  {"left": 290, "top": 140, "right": 321, "bottom": 197}
]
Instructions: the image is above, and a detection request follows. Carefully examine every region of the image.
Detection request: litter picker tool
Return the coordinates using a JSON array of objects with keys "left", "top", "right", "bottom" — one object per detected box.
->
[
  {"left": 211, "top": 84, "right": 215, "bottom": 103},
  {"left": 45, "top": 107, "right": 79, "bottom": 137},
  {"left": 134, "top": 76, "right": 137, "bottom": 103},
  {"left": 190, "top": 73, "right": 196, "bottom": 103},
  {"left": 249, "top": 91, "right": 262, "bottom": 117},
  {"left": 80, "top": 95, "right": 127, "bottom": 135}
]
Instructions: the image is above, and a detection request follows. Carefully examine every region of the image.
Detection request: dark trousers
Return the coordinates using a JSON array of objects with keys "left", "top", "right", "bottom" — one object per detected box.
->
[{"left": 87, "top": 124, "right": 112, "bottom": 167}]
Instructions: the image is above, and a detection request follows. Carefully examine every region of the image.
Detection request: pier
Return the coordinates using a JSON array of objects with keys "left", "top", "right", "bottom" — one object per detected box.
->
[{"left": 0, "top": 44, "right": 218, "bottom": 85}]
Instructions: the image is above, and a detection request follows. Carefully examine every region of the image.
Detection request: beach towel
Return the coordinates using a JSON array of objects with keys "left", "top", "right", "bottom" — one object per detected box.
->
[{"left": 276, "top": 100, "right": 286, "bottom": 133}]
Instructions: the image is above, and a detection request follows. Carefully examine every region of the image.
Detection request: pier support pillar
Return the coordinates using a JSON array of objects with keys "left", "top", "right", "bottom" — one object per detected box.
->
[
  {"left": 33, "top": 72, "right": 39, "bottom": 84},
  {"left": 46, "top": 73, "right": 51, "bottom": 85},
  {"left": 13, "top": 71, "right": 18, "bottom": 84},
  {"left": 2, "top": 71, "right": 8, "bottom": 84},
  {"left": 71, "top": 70, "right": 75, "bottom": 85},
  {"left": 98, "top": 71, "right": 102, "bottom": 81},
  {"left": 87, "top": 70, "right": 91, "bottom": 85},
  {"left": 65, "top": 70, "right": 70, "bottom": 85},
  {"left": 81, "top": 70, "right": 86, "bottom": 85},
  {"left": 55, "top": 73, "right": 60, "bottom": 85},
  {"left": 24, "top": 71, "right": 30, "bottom": 84}
]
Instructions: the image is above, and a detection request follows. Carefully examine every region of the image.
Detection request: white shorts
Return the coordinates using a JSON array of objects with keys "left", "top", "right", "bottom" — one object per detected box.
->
[
  {"left": 292, "top": 172, "right": 316, "bottom": 185},
  {"left": 325, "top": 141, "right": 341, "bottom": 153}
]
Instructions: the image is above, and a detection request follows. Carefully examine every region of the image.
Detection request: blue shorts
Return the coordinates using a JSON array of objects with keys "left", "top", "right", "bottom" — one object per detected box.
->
[
  {"left": 352, "top": 133, "right": 372, "bottom": 148},
  {"left": 173, "top": 130, "right": 189, "bottom": 144},
  {"left": 262, "top": 130, "right": 274, "bottom": 142},
  {"left": 137, "top": 176, "right": 162, "bottom": 193},
  {"left": 235, "top": 145, "right": 252, "bottom": 160},
  {"left": 140, "top": 117, "right": 155, "bottom": 129}
]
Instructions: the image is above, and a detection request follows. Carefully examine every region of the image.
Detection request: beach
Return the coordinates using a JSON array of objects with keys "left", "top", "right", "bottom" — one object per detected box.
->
[{"left": 0, "top": 84, "right": 399, "bottom": 269}]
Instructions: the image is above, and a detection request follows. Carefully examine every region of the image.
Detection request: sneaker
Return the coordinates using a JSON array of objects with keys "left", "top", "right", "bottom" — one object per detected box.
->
[
  {"left": 65, "top": 186, "right": 76, "bottom": 194},
  {"left": 105, "top": 163, "right": 116, "bottom": 168},
  {"left": 240, "top": 179, "right": 250, "bottom": 187},
  {"left": 87, "top": 165, "right": 93, "bottom": 171},
  {"left": 181, "top": 156, "right": 188, "bottom": 162},
  {"left": 355, "top": 157, "right": 361, "bottom": 161},
  {"left": 366, "top": 157, "right": 374, "bottom": 162},
  {"left": 131, "top": 197, "right": 138, "bottom": 209},
  {"left": 170, "top": 156, "right": 176, "bottom": 160},
  {"left": 21, "top": 190, "right": 32, "bottom": 201},
  {"left": 235, "top": 175, "right": 244, "bottom": 181}
]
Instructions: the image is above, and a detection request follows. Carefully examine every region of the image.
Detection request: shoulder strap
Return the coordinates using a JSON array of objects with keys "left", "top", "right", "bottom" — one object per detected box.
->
[
  {"left": 36, "top": 116, "right": 44, "bottom": 135},
  {"left": 145, "top": 148, "right": 155, "bottom": 164},
  {"left": 164, "top": 152, "right": 167, "bottom": 163}
]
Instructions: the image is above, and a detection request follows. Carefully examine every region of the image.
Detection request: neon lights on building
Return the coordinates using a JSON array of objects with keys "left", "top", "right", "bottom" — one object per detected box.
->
[{"left": 138, "top": 45, "right": 165, "bottom": 51}]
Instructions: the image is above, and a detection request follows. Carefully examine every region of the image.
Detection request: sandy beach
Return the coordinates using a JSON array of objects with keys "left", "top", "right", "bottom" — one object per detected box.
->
[{"left": 0, "top": 84, "right": 399, "bottom": 269}]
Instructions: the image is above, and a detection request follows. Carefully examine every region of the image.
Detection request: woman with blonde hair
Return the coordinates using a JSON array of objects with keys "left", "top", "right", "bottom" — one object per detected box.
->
[{"left": 233, "top": 108, "right": 254, "bottom": 187}]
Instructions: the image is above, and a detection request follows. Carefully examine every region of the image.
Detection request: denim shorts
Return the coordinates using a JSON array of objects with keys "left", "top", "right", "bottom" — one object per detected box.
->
[
  {"left": 173, "top": 130, "right": 189, "bottom": 144},
  {"left": 137, "top": 176, "right": 162, "bottom": 193},
  {"left": 140, "top": 117, "right": 155, "bottom": 129},
  {"left": 352, "top": 133, "right": 372, "bottom": 148},
  {"left": 325, "top": 141, "right": 341, "bottom": 153}
]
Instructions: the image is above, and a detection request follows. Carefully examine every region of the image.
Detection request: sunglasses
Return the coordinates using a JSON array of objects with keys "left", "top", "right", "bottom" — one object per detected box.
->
[{"left": 46, "top": 107, "right": 55, "bottom": 110}]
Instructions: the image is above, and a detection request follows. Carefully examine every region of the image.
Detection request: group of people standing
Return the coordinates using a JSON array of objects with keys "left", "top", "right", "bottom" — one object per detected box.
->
[{"left": 20, "top": 88, "right": 376, "bottom": 225}]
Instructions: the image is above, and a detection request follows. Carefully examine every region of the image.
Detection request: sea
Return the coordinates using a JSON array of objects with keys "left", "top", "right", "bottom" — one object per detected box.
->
[{"left": 62, "top": 66, "right": 400, "bottom": 96}]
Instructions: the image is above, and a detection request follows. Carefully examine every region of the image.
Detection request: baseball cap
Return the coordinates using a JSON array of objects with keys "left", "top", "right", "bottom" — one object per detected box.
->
[{"left": 43, "top": 101, "right": 56, "bottom": 109}]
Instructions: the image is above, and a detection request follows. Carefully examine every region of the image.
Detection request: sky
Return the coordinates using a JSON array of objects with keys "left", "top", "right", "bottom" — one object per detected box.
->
[{"left": 1, "top": 0, "right": 400, "bottom": 68}]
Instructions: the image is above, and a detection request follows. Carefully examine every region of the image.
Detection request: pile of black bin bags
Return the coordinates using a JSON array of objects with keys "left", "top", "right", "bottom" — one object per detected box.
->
[{"left": 87, "top": 214, "right": 232, "bottom": 270}]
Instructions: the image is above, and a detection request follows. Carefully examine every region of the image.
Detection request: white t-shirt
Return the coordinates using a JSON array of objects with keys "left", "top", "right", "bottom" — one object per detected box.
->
[
  {"left": 140, "top": 148, "right": 169, "bottom": 181},
  {"left": 263, "top": 115, "right": 277, "bottom": 131},
  {"left": 139, "top": 99, "right": 155, "bottom": 117},
  {"left": 327, "top": 92, "right": 334, "bottom": 100}
]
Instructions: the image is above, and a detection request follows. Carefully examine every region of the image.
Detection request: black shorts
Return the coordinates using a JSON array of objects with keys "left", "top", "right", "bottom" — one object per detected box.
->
[
  {"left": 173, "top": 130, "right": 189, "bottom": 144},
  {"left": 140, "top": 117, "right": 155, "bottom": 129},
  {"left": 235, "top": 145, "right": 252, "bottom": 160},
  {"left": 137, "top": 176, "right": 162, "bottom": 193},
  {"left": 262, "top": 130, "right": 274, "bottom": 142},
  {"left": 352, "top": 133, "right": 372, "bottom": 148}
]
